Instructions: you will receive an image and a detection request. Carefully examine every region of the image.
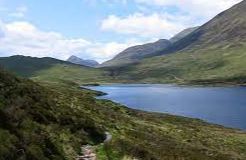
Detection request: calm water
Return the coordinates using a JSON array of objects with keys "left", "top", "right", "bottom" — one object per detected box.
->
[{"left": 87, "top": 84, "right": 246, "bottom": 130}]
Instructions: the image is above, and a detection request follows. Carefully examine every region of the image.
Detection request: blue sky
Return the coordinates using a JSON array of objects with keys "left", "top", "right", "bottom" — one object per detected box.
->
[{"left": 0, "top": 0, "right": 242, "bottom": 62}]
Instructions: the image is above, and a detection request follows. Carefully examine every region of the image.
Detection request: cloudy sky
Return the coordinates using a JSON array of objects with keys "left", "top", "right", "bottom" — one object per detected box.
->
[{"left": 0, "top": 0, "right": 242, "bottom": 63}]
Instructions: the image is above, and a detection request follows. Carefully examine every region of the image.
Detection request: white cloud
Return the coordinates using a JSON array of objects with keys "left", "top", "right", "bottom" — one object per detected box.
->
[
  {"left": 0, "top": 21, "right": 6, "bottom": 38},
  {"left": 135, "top": 0, "right": 242, "bottom": 19},
  {"left": 0, "top": 21, "right": 143, "bottom": 63},
  {"left": 101, "top": 0, "right": 242, "bottom": 39},
  {"left": 9, "top": 6, "right": 28, "bottom": 18},
  {"left": 85, "top": 40, "right": 142, "bottom": 62},
  {"left": 0, "top": 21, "right": 91, "bottom": 60},
  {"left": 101, "top": 13, "right": 187, "bottom": 39},
  {"left": 1, "top": 0, "right": 242, "bottom": 63}
]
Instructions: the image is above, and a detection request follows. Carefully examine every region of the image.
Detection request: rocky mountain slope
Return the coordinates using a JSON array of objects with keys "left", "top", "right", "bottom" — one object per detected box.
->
[
  {"left": 67, "top": 55, "right": 99, "bottom": 67},
  {"left": 100, "top": 27, "right": 198, "bottom": 67},
  {"left": 100, "top": 39, "right": 171, "bottom": 67}
]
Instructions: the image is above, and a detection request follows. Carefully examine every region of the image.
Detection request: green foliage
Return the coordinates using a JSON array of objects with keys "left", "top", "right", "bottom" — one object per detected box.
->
[
  {"left": 101, "top": 1, "right": 246, "bottom": 85},
  {"left": 109, "top": 45, "right": 246, "bottom": 85},
  {"left": 0, "top": 2, "right": 246, "bottom": 159},
  {"left": 0, "top": 55, "right": 73, "bottom": 77},
  {"left": 0, "top": 68, "right": 105, "bottom": 159},
  {"left": 0, "top": 129, "right": 18, "bottom": 160},
  {"left": 1, "top": 67, "right": 246, "bottom": 159},
  {"left": 31, "top": 64, "right": 114, "bottom": 85}
]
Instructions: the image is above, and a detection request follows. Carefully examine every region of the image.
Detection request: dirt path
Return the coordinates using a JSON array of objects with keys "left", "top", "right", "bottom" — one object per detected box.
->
[
  {"left": 76, "top": 132, "right": 112, "bottom": 160},
  {"left": 76, "top": 145, "right": 96, "bottom": 160}
]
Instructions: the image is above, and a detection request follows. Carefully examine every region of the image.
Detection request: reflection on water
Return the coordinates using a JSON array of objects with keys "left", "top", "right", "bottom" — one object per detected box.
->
[{"left": 87, "top": 84, "right": 246, "bottom": 130}]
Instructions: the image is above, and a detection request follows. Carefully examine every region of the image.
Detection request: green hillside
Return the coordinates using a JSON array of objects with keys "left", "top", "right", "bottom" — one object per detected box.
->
[
  {"left": 100, "top": 39, "right": 171, "bottom": 67},
  {"left": 0, "top": 55, "right": 75, "bottom": 77},
  {"left": 112, "top": 44, "right": 246, "bottom": 85},
  {"left": 109, "top": 0, "right": 246, "bottom": 85},
  {"left": 0, "top": 55, "right": 115, "bottom": 85},
  {"left": 151, "top": 0, "right": 246, "bottom": 57},
  {"left": 101, "top": 27, "right": 199, "bottom": 68},
  {"left": 1, "top": 0, "right": 246, "bottom": 159},
  {"left": 169, "top": 26, "right": 199, "bottom": 43},
  {"left": 0, "top": 68, "right": 105, "bottom": 159},
  {"left": 2, "top": 67, "right": 246, "bottom": 160},
  {"left": 2, "top": 0, "right": 246, "bottom": 86}
]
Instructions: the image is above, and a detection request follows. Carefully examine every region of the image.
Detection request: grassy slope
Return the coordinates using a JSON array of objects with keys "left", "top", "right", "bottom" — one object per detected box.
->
[
  {"left": 0, "top": 68, "right": 105, "bottom": 160},
  {"left": 169, "top": 27, "right": 199, "bottom": 43},
  {"left": 115, "top": 44, "right": 246, "bottom": 85},
  {"left": 103, "top": 1, "right": 246, "bottom": 85},
  {"left": 31, "top": 64, "right": 114, "bottom": 85},
  {"left": 7, "top": 48, "right": 245, "bottom": 86},
  {"left": 1, "top": 47, "right": 246, "bottom": 85},
  {"left": 3, "top": 2, "right": 246, "bottom": 86},
  {"left": 2, "top": 66, "right": 246, "bottom": 159},
  {"left": 0, "top": 55, "right": 74, "bottom": 77},
  {"left": 100, "top": 39, "right": 171, "bottom": 67},
  {"left": 0, "top": 55, "right": 116, "bottom": 85},
  {"left": 1, "top": 2, "right": 246, "bottom": 159}
]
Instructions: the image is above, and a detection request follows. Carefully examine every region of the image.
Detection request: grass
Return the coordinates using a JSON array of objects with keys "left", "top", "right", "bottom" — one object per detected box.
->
[
  {"left": 1, "top": 1, "right": 246, "bottom": 86},
  {"left": 1, "top": 51, "right": 246, "bottom": 86},
  {"left": 0, "top": 55, "right": 120, "bottom": 86},
  {"left": 100, "top": 1, "right": 246, "bottom": 85},
  {"left": 1, "top": 66, "right": 246, "bottom": 159},
  {"left": 31, "top": 64, "right": 114, "bottom": 85},
  {"left": 0, "top": 68, "right": 105, "bottom": 159},
  {"left": 1, "top": 1, "right": 246, "bottom": 159},
  {"left": 0, "top": 55, "right": 73, "bottom": 77},
  {"left": 110, "top": 45, "right": 246, "bottom": 85}
]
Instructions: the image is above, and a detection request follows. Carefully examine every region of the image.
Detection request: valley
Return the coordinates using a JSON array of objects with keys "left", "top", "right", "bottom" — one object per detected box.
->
[
  {"left": 1, "top": 0, "right": 246, "bottom": 159},
  {"left": 1, "top": 68, "right": 246, "bottom": 160},
  {"left": 100, "top": 0, "right": 246, "bottom": 85}
]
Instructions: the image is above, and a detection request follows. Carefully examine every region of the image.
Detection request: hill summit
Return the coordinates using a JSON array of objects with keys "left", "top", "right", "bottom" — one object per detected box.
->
[
  {"left": 100, "top": 39, "right": 171, "bottom": 67},
  {"left": 67, "top": 55, "right": 99, "bottom": 67}
]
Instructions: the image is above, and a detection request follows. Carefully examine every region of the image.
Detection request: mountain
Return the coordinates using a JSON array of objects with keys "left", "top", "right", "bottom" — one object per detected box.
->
[
  {"left": 170, "top": 26, "right": 199, "bottom": 43},
  {"left": 151, "top": 0, "right": 246, "bottom": 57},
  {"left": 0, "top": 55, "right": 74, "bottom": 77},
  {"left": 100, "top": 39, "right": 171, "bottom": 67},
  {"left": 67, "top": 55, "right": 99, "bottom": 67},
  {"left": 2, "top": 0, "right": 246, "bottom": 159},
  {"left": 2, "top": 0, "right": 246, "bottom": 88},
  {"left": 0, "top": 55, "right": 113, "bottom": 85},
  {"left": 110, "top": 0, "right": 246, "bottom": 85},
  {"left": 100, "top": 27, "right": 198, "bottom": 68}
]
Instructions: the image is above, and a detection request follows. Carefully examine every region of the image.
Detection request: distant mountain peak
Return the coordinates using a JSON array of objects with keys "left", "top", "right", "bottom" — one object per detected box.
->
[
  {"left": 67, "top": 55, "right": 99, "bottom": 67},
  {"left": 156, "top": 39, "right": 170, "bottom": 43},
  {"left": 68, "top": 55, "right": 78, "bottom": 59},
  {"left": 170, "top": 27, "right": 199, "bottom": 43},
  {"left": 100, "top": 39, "right": 171, "bottom": 67}
]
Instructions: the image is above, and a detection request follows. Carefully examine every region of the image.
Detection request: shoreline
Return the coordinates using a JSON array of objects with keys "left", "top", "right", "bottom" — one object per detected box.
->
[
  {"left": 82, "top": 81, "right": 246, "bottom": 88},
  {"left": 81, "top": 84, "right": 245, "bottom": 132}
]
